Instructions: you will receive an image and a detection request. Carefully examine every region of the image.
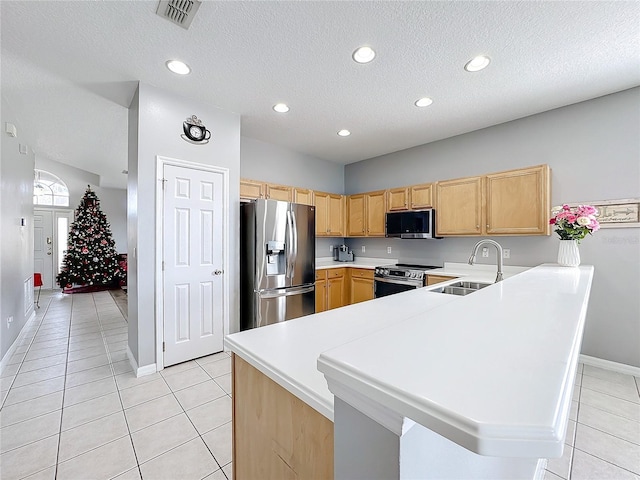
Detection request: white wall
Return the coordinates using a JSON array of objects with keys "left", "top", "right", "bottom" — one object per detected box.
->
[
  {"left": 34, "top": 157, "right": 127, "bottom": 252},
  {"left": 1, "top": 98, "right": 36, "bottom": 361},
  {"left": 344, "top": 88, "right": 640, "bottom": 368},
  {"left": 128, "top": 83, "right": 241, "bottom": 369}
]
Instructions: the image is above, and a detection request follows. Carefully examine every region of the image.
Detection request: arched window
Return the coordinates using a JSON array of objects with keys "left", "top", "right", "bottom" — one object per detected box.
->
[{"left": 33, "top": 170, "right": 69, "bottom": 206}]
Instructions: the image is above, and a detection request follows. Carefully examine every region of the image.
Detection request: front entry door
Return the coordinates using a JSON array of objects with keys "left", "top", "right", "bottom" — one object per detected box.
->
[
  {"left": 162, "top": 163, "right": 225, "bottom": 367},
  {"left": 34, "top": 209, "right": 54, "bottom": 288}
]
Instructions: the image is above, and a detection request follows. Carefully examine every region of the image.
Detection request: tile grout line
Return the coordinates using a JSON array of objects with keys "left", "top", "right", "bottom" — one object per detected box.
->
[
  {"left": 53, "top": 291, "right": 75, "bottom": 480},
  {"left": 572, "top": 445, "right": 640, "bottom": 476},
  {"left": 0, "top": 296, "right": 53, "bottom": 411}
]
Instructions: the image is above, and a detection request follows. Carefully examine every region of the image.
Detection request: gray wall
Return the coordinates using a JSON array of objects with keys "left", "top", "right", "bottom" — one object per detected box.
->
[
  {"left": 1, "top": 98, "right": 36, "bottom": 361},
  {"left": 128, "top": 83, "right": 241, "bottom": 369},
  {"left": 344, "top": 87, "right": 640, "bottom": 368},
  {"left": 240, "top": 136, "right": 345, "bottom": 255},
  {"left": 240, "top": 136, "right": 344, "bottom": 193},
  {"left": 34, "top": 157, "right": 127, "bottom": 252}
]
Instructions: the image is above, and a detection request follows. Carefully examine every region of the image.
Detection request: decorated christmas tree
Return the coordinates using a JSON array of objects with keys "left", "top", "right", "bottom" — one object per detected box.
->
[{"left": 57, "top": 186, "right": 124, "bottom": 289}]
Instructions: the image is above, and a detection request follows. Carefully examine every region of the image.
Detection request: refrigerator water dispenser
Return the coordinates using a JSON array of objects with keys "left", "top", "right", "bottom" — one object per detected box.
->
[{"left": 266, "top": 241, "right": 286, "bottom": 275}]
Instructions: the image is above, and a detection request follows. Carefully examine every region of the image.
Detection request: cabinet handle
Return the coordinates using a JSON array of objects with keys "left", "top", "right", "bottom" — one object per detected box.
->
[
  {"left": 486, "top": 224, "right": 489, "bottom": 228},
  {"left": 476, "top": 225, "right": 480, "bottom": 229}
]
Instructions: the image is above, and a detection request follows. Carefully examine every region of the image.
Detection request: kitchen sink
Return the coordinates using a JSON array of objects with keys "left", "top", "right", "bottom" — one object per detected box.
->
[{"left": 430, "top": 281, "right": 493, "bottom": 296}]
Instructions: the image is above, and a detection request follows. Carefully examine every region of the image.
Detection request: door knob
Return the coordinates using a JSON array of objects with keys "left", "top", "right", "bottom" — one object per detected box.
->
[{"left": 213, "top": 270, "right": 223, "bottom": 276}]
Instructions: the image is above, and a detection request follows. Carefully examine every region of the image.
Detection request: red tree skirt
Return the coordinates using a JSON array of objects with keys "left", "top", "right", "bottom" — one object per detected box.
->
[{"left": 62, "top": 284, "right": 121, "bottom": 294}]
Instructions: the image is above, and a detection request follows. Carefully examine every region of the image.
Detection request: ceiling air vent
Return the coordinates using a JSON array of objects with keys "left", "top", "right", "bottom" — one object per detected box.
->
[{"left": 156, "top": 0, "right": 202, "bottom": 30}]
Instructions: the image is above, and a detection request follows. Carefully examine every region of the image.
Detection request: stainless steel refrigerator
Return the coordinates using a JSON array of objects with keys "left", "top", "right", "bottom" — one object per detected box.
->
[{"left": 240, "top": 199, "right": 315, "bottom": 330}]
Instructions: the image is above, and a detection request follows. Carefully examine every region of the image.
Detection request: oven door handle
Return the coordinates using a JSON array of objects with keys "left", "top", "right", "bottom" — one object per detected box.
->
[{"left": 374, "top": 276, "right": 422, "bottom": 286}]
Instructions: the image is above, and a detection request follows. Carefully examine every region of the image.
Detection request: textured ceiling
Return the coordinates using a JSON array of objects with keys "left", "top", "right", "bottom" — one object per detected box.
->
[{"left": 2, "top": 1, "right": 639, "bottom": 189}]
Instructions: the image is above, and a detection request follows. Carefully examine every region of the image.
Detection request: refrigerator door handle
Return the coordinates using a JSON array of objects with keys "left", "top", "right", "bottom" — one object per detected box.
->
[
  {"left": 286, "top": 210, "right": 294, "bottom": 278},
  {"left": 258, "top": 285, "right": 315, "bottom": 298},
  {"left": 290, "top": 209, "right": 298, "bottom": 274}
]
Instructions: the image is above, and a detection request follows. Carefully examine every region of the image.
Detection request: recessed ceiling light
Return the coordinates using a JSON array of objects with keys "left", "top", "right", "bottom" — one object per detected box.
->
[
  {"left": 415, "top": 97, "right": 433, "bottom": 107},
  {"left": 464, "top": 55, "right": 490, "bottom": 72},
  {"left": 352, "top": 46, "right": 376, "bottom": 64},
  {"left": 165, "top": 60, "right": 191, "bottom": 75},
  {"left": 337, "top": 129, "right": 351, "bottom": 137},
  {"left": 273, "top": 103, "right": 290, "bottom": 113}
]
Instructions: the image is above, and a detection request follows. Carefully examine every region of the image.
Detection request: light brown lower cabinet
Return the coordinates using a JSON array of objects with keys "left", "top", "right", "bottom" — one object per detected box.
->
[
  {"left": 349, "top": 269, "right": 374, "bottom": 304},
  {"left": 426, "top": 274, "right": 458, "bottom": 286},
  {"left": 316, "top": 268, "right": 347, "bottom": 312},
  {"left": 233, "top": 354, "right": 334, "bottom": 480}
]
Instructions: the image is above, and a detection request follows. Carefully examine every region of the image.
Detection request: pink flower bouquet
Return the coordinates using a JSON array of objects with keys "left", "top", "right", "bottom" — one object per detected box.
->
[{"left": 549, "top": 204, "right": 600, "bottom": 242}]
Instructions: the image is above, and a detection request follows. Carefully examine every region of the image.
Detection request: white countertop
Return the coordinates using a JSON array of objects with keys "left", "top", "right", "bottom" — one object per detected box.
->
[
  {"left": 318, "top": 264, "right": 594, "bottom": 458},
  {"left": 315, "top": 256, "right": 397, "bottom": 270},
  {"left": 225, "top": 262, "right": 594, "bottom": 458},
  {"left": 225, "top": 262, "right": 526, "bottom": 420}
]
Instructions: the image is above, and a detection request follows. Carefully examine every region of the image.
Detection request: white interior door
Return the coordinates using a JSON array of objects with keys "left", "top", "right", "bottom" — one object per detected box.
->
[
  {"left": 34, "top": 209, "right": 54, "bottom": 288},
  {"left": 162, "top": 163, "right": 225, "bottom": 367}
]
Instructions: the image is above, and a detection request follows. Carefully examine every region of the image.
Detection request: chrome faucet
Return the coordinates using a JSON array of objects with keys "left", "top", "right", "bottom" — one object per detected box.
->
[{"left": 468, "top": 240, "right": 504, "bottom": 283}]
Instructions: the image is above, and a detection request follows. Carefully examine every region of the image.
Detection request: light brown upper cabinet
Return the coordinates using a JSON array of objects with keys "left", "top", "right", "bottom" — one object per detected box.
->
[
  {"left": 410, "top": 183, "right": 433, "bottom": 209},
  {"left": 387, "top": 183, "right": 433, "bottom": 211},
  {"left": 293, "top": 188, "right": 314, "bottom": 206},
  {"left": 435, "top": 176, "right": 484, "bottom": 236},
  {"left": 265, "top": 183, "right": 292, "bottom": 202},
  {"left": 387, "top": 188, "right": 410, "bottom": 211},
  {"left": 316, "top": 191, "right": 345, "bottom": 237},
  {"left": 436, "top": 165, "right": 550, "bottom": 236},
  {"left": 347, "top": 191, "right": 386, "bottom": 237},
  {"left": 347, "top": 194, "right": 366, "bottom": 236},
  {"left": 366, "top": 190, "right": 386, "bottom": 236},
  {"left": 485, "top": 165, "right": 550, "bottom": 235},
  {"left": 240, "top": 178, "right": 265, "bottom": 200}
]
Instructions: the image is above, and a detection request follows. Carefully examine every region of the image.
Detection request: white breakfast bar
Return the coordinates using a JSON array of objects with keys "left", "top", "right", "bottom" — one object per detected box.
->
[{"left": 225, "top": 263, "right": 594, "bottom": 479}]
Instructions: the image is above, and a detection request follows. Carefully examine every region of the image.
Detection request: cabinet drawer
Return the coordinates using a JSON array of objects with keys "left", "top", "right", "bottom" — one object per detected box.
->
[
  {"left": 350, "top": 268, "right": 374, "bottom": 280},
  {"left": 327, "top": 268, "right": 345, "bottom": 279},
  {"left": 315, "top": 270, "right": 326, "bottom": 281}
]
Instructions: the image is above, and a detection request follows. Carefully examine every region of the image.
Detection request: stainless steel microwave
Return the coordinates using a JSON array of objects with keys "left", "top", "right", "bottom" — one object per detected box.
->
[{"left": 385, "top": 209, "right": 438, "bottom": 239}]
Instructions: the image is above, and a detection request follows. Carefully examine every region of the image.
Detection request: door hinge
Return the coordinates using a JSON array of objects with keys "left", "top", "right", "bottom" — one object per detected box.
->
[
  {"left": 162, "top": 261, "right": 165, "bottom": 271},
  {"left": 162, "top": 342, "right": 165, "bottom": 352},
  {"left": 161, "top": 178, "right": 167, "bottom": 189}
]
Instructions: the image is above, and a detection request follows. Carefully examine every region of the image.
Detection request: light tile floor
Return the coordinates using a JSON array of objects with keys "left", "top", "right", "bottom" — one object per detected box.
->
[
  {"left": 1, "top": 291, "right": 639, "bottom": 479},
  {"left": 1, "top": 290, "right": 232, "bottom": 480}
]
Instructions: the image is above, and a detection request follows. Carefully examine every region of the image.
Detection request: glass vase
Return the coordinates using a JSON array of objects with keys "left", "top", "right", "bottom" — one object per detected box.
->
[{"left": 557, "top": 240, "right": 580, "bottom": 267}]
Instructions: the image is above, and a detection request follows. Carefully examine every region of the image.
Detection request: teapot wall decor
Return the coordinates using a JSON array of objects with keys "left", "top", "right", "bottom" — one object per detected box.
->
[{"left": 182, "top": 115, "right": 211, "bottom": 144}]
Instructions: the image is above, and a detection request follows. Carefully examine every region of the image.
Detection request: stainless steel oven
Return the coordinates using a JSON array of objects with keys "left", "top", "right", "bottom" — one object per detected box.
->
[{"left": 374, "top": 264, "right": 440, "bottom": 298}]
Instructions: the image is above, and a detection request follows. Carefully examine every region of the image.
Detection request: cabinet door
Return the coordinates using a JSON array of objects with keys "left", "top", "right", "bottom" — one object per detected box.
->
[
  {"left": 240, "top": 179, "right": 264, "bottom": 200},
  {"left": 266, "top": 183, "right": 293, "bottom": 202},
  {"left": 366, "top": 191, "right": 386, "bottom": 236},
  {"left": 426, "top": 275, "right": 457, "bottom": 286},
  {"left": 347, "top": 194, "right": 366, "bottom": 236},
  {"left": 350, "top": 278, "right": 373, "bottom": 304},
  {"left": 294, "top": 188, "right": 314, "bottom": 206},
  {"left": 328, "top": 194, "right": 345, "bottom": 237},
  {"left": 327, "top": 276, "right": 345, "bottom": 310},
  {"left": 485, "top": 165, "right": 550, "bottom": 236},
  {"left": 314, "top": 192, "right": 329, "bottom": 236},
  {"left": 315, "top": 279, "right": 327, "bottom": 313},
  {"left": 435, "top": 177, "right": 483, "bottom": 236},
  {"left": 387, "top": 188, "right": 409, "bottom": 211},
  {"left": 349, "top": 269, "right": 374, "bottom": 304},
  {"left": 411, "top": 183, "right": 433, "bottom": 209}
]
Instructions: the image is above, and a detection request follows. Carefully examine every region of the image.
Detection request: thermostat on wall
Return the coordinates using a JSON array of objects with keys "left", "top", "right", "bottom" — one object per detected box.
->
[{"left": 5, "top": 122, "right": 17, "bottom": 137}]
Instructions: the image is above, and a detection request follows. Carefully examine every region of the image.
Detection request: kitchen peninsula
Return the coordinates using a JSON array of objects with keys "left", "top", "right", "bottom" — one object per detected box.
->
[{"left": 225, "top": 264, "right": 594, "bottom": 480}]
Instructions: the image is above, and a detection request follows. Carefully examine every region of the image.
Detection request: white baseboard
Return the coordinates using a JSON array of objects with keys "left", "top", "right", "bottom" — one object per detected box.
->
[
  {"left": 126, "top": 345, "right": 157, "bottom": 378},
  {"left": 580, "top": 354, "right": 640, "bottom": 377},
  {"left": 0, "top": 310, "right": 37, "bottom": 376}
]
